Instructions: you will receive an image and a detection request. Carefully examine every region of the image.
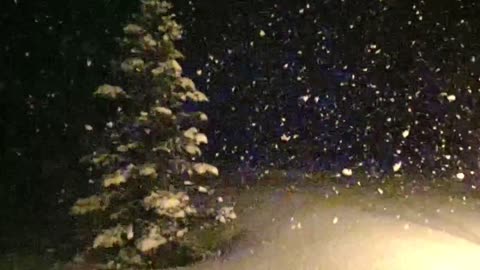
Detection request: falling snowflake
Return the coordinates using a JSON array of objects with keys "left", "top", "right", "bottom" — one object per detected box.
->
[
  {"left": 393, "top": 162, "right": 402, "bottom": 172},
  {"left": 447, "top": 95, "right": 456, "bottom": 102},
  {"left": 281, "top": 134, "right": 291, "bottom": 142},
  {"left": 342, "top": 168, "right": 353, "bottom": 176}
]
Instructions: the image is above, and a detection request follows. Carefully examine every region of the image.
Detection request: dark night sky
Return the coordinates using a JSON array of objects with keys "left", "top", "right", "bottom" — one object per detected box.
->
[
  {"left": 2, "top": 0, "right": 480, "bottom": 173},
  {"left": 175, "top": 0, "right": 480, "bottom": 174}
]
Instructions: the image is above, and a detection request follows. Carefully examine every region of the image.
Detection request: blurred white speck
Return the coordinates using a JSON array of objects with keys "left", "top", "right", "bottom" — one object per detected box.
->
[
  {"left": 404, "top": 223, "right": 410, "bottom": 230},
  {"left": 84, "top": 124, "right": 93, "bottom": 131},
  {"left": 342, "top": 168, "right": 353, "bottom": 176},
  {"left": 447, "top": 95, "right": 456, "bottom": 102},
  {"left": 281, "top": 134, "right": 291, "bottom": 142},
  {"left": 402, "top": 129, "right": 410, "bottom": 138},
  {"left": 377, "top": 188, "right": 384, "bottom": 195},
  {"left": 259, "top": 30, "right": 266, "bottom": 37},
  {"left": 393, "top": 162, "right": 402, "bottom": 172},
  {"left": 332, "top": 216, "right": 339, "bottom": 224},
  {"left": 456, "top": 172, "right": 465, "bottom": 180}
]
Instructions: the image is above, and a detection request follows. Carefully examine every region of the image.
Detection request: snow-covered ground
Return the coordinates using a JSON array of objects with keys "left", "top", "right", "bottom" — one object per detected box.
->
[{"left": 177, "top": 184, "right": 480, "bottom": 270}]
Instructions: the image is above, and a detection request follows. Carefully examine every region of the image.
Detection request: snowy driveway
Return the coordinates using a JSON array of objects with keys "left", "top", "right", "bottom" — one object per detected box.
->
[{"left": 179, "top": 186, "right": 480, "bottom": 270}]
